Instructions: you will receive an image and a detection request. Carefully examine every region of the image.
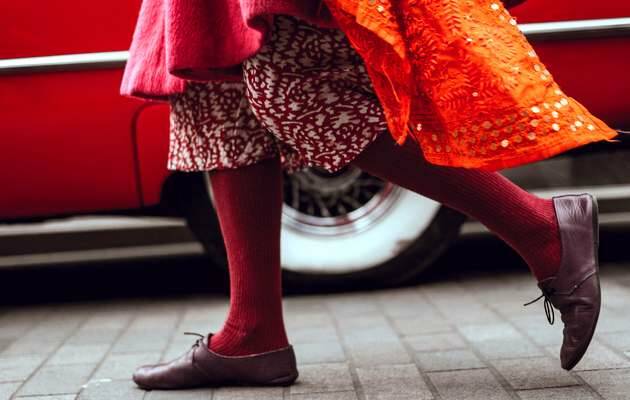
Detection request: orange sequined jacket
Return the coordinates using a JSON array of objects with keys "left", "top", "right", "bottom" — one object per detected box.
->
[{"left": 325, "top": 0, "right": 617, "bottom": 170}]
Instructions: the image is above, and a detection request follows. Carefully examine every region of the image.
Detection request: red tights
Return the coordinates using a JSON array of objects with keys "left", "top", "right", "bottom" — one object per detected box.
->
[{"left": 208, "top": 134, "right": 561, "bottom": 356}]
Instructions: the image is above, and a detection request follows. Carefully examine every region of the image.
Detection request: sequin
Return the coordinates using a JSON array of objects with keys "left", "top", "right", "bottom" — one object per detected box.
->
[
  {"left": 588, "top": 124, "right": 595, "bottom": 131},
  {"left": 431, "top": 134, "right": 438, "bottom": 141},
  {"left": 501, "top": 139, "right": 509, "bottom": 147},
  {"left": 376, "top": 5, "right": 385, "bottom": 13},
  {"left": 491, "top": 130, "right": 500, "bottom": 137},
  {"left": 575, "top": 121, "right": 583, "bottom": 128},
  {"left": 490, "top": 143, "right": 498, "bottom": 150},
  {"left": 514, "top": 135, "right": 522, "bottom": 143},
  {"left": 531, "top": 106, "right": 541, "bottom": 113},
  {"left": 472, "top": 91, "right": 479, "bottom": 97},
  {"left": 560, "top": 98, "right": 569, "bottom": 106},
  {"left": 551, "top": 111, "right": 559, "bottom": 118},
  {"left": 490, "top": 3, "right": 500, "bottom": 10},
  {"left": 534, "top": 64, "right": 542, "bottom": 72},
  {"left": 554, "top": 102, "right": 562, "bottom": 109},
  {"left": 527, "top": 132, "right": 536, "bottom": 140},
  {"left": 509, "top": 18, "right": 517, "bottom": 26},
  {"left": 530, "top": 120, "right": 539, "bottom": 127},
  {"left": 552, "top": 123, "right": 560, "bottom": 131},
  {"left": 482, "top": 121, "right": 493, "bottom": 129},
  {"left": 445, "top": 145, "right": 452, "bottom": 153},
  {"left": 416, "top": 123, "right": 423, "bottom": 131}
]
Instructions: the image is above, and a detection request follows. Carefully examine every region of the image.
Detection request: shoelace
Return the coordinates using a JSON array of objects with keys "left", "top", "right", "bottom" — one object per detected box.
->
[
  {"left": 184, "top": 332, "right": 205, "bottom": 348},
  {"left": 523, "top": 288, "right": 556, "bottom": 325}
]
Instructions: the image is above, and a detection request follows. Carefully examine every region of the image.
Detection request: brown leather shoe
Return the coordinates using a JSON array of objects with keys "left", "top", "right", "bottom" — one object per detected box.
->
[
  {"left": 526, "top": 194, "right": 601, "bottom": 371},
  {"left": 133, "top": 333, "right": 299, "bottom": 390}
]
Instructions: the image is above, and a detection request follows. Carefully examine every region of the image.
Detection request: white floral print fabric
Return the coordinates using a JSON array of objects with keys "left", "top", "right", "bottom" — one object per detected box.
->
[{"left": 168, "top": 16, "right": 387, "bottom": 173}]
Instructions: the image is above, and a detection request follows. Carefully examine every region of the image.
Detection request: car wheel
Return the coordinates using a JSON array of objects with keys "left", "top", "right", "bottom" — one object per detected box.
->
[{"left": 170, "top": 167, "right": 464, "bottom": 291}]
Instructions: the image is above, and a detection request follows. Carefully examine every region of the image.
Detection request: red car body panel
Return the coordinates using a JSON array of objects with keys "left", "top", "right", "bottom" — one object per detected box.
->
[{"left": 0, "top": 0, "right": 628, "bottom": 220}]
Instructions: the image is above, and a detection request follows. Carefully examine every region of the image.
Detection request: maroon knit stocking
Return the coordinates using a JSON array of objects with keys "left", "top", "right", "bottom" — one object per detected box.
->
[
  {"left": 353, "top": 134, "right": 561, "bottom": 281},
  {"left": 208, "top": 157, "right": 289, "bottom": 356}
]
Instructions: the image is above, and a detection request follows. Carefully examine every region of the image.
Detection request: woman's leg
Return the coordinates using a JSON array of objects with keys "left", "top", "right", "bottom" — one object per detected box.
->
[
  {"left": 353, "top": 133, "right": 561, "bottom": 281},
  {"left": 208, "top": 156, "right": 289, "bottom": 356}
]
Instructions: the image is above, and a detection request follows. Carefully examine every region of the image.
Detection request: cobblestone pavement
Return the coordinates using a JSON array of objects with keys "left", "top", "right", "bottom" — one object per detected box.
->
[{"left": 2, "top": 263, "right": 630, "bottom": 400}]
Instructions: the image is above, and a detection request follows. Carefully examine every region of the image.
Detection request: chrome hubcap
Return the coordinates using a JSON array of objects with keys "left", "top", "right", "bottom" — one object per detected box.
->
[{"left": 282, "top": 167, "right": 401, "bottom": 236}]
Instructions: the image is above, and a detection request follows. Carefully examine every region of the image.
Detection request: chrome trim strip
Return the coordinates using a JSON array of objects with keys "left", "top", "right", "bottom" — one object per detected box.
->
[
  {"left": 520, "top": 17, "right": 630, "bottom": 40},
  {"left": 0, "top": 51, "right": 129, "bottom": 74},
  {"left": 0, "top": 18, "right": 629, "bottom": 74}
]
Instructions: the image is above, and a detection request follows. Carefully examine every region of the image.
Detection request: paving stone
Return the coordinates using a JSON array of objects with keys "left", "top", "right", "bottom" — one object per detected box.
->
[
  {"left": 327, "top": 296, "right": 380, "bottom": 318},
  {"left": 111, "top": 331, "right": 171, "bottom": 354},
  {"left": 377, "top": 290, "right": 437, "bottom": 319},
  {"left": 47, "top": 344, "right": 110, "bottom": 366},
  {"left": 594, "top": 311, "right": 630, "bottom": 333},
  {"left": 65, "top": 329, "right": 124, "bottom": 346},
  {"left": 0, "top": 381, "right": 22, "bottom": 399},
  {"left": 416, "top": 349, "right": 485, "bottom": 372},
  {"left": 17, "top": 363, "right": 96, "bottom": 396},
  {"left": 406, "top": 333, "right": 466, "bottom": 352},
  {"left": 0, "top": 354, "right": 46, "bottom": 382},
  {"left": 289, "top": 392, "right": 358, "bottom": 400},
  {"left": 579, "top": 368, "right": 630, "bottom": 400},
  {"left": 289, "top": 363, "right": 354, "bottom": 395},
  {"left": 458, "top": 322, "right": 524, "bottom": 342},
  {"left": 429, "top": 369, "right": 511, "bottom": 400},
  {"left": 390, "top": 318, "right": 451, "bottom": 337},
  {"left": 145, "top": 388, "right": 214, "bottom": 399},
  {"left": 571, "top": 341, "right": 630, "bottom": 371},
  {"left": 473, "top": 339, "right": 544, "bottom": 360},
  {"left": 92, "top": 352, "right": 160, "bottom": 380},
  {"left": 1, "top": 337, "right": 64, "bottom": 357},
  {"left": 508, "top": 315, "right": 564, "bottom": 346},
  {"left": 285, "top": 313, "right": 334, "bottom": 330},
  {"left": 356, "top": 364, "right": 433, "bottom": 400},
  {"left": 78, "top": 379, "right": 144, "bottom": 400},
  {"left": 289, "top": 326, "right": 339, "bottom": 344},
  {"left": 600, "top": 331, "right": 630, "bottom": 352},
  {"left": 516, "top": 386, "right": 598, "bottom": 400},
  {"left": 346, "top": 339, "right": 411, "bottom": 367},
  {"left": 214, "top": 387, "right": 282, "bottom": 399},
  {"left": 491, "top": 357, "right": 577, "bottom": 389},
  {"left": 295, "top": 342, "right": 346, "bottom": 364},
  {"left": 336, "top": 316, "right": 399, "bottom": 343}
]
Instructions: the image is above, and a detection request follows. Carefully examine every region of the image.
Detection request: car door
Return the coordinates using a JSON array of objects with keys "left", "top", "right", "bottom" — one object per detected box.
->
[
  {"left": 0, "top": 0, "right": 146, "bottom": 220},
  {"left": 512, "top": 0, "right": 630, "bottom": 129}
]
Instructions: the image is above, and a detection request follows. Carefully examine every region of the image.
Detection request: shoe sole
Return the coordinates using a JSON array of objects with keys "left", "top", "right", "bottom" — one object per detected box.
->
[{"left": 562, "top": 194, "right": 601, "bottom": 371}]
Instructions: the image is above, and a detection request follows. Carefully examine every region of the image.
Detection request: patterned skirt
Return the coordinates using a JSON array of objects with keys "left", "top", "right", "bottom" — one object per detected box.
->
[{"left": 168, "top": 16, "right": 388, "bottom": 173}]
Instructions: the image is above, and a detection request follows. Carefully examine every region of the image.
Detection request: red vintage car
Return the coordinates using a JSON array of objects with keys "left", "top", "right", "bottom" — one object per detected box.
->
[{"left": 1, "top": 0, "right": 629, "bottom": 288}]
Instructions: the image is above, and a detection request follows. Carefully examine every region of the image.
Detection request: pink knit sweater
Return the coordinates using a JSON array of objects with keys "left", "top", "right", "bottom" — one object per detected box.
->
[{"left": 120, "top": 0, "right": 335, "bottom": 101}]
